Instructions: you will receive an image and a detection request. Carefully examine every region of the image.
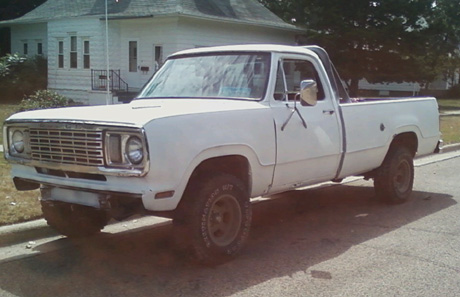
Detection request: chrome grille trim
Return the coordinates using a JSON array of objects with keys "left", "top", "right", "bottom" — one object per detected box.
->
[
  {"left": 4, "top": 121, "right": 149, "bottom": 177},
  {"left": 29, "top": 128, "right": 104, "bottom": 166}
]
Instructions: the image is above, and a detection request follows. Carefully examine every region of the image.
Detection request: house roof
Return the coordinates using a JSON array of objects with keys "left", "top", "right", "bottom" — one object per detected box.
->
[{"left": 0, "top": 0, "right": 300, "bottom": 31}]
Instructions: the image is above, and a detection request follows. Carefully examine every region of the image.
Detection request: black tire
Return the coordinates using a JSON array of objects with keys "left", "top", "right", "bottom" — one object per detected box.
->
[
  {"left": 174, "top": 173, "right": 252, "bottom": 265},
  {"left": 41, "top": 200, "right": 108, "bottom": 238},
  {"left": 374, "top": 146, "right": 414, "bottom": 204}
]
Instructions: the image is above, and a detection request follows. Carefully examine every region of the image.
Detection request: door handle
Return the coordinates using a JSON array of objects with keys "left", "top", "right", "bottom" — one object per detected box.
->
[{"left": 323, "top": 110, "right": 335, "bottom": 115}]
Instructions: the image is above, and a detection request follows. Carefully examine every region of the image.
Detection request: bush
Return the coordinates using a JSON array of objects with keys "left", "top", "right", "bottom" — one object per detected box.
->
[
  {"left": 0, "top": 54, "right": 47, "bottom": 102},
  {"left": 443, "top": 84, "right": 460, "bottom": 99},
  {"left": 18, "top": 90, "right": 72, "bottom": 112}
]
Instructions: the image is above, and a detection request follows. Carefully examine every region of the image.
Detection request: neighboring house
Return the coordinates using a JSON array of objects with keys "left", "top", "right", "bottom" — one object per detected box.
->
[
  {"left": 358, "top": 79, "right": 421, "bottom": 97},
  {"left": 0, "top": 0, "right": 302, "bottom": 104},
  {"left": 359, "top": 76, "right": 459, "bottom": 98}
]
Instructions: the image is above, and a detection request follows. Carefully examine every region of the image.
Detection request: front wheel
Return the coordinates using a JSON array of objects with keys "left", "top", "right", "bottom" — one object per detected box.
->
[
  {"left": 374, "top": 146, "right": 414, "bottom": 204},
  {"left": 175, "top": 173, "right": 252, "bottom": 265}
]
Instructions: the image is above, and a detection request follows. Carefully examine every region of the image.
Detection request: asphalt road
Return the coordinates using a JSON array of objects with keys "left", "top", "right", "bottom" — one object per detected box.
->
[{"left": 0, "top": 151, "right": 460, "bottom": 297}]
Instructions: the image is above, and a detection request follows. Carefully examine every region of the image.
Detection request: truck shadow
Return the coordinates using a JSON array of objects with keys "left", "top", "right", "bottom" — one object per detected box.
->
[{"left": 0, "top": 181, "right": 455, "bottom": 297}]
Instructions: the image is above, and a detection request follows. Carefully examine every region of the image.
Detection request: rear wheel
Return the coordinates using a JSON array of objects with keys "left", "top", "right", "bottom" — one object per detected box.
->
[
  {"left": 374, "top": 146, "right": 414, "bottom": 204},
  {"left": 174, "top": 173, "right": 252, "bottom": 265},
  {"left": 41, "top": 200, "right": 108, "bottom": 237}
]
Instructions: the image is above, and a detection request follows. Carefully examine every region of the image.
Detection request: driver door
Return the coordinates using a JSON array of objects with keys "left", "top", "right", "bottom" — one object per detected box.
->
[{"left": 270, "top": 55, "right": 342, "bottom": 192}]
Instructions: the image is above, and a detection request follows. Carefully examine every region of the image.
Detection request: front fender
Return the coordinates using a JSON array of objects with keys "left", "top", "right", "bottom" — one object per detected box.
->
[{"left": 140, "top": 107, "right": 276, "bottom": 211}]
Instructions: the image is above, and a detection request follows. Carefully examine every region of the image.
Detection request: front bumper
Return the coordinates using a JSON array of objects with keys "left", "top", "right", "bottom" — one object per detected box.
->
[
  {"left": 40, "top": 186, "right": 142, "bottom": 210},
  {"left": 10, "top": 163, "right": 149, "bottom": 197}
]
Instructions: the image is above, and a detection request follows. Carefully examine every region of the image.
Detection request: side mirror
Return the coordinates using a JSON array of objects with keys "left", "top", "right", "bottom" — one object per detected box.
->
[{"left": 300, "top": 79, "right": 318, "bottom": 106}]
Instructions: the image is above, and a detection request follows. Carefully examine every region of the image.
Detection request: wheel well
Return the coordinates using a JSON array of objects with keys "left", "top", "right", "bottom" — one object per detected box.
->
[
  {"left": 188, "top": 155, "right": 251, "bottom": 193},
  {"left": 364, "top": 132, "right": 418, "bottom": 180},
  {"left": 172, "top": 155, "right": 251, "bottom": 220},
  {"left": 390, "top": 132, "right": 418, "bottom": 156}
]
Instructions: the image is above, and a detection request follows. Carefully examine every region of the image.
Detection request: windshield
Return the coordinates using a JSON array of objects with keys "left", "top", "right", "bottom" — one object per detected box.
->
[{"left": 138, "top": 53, "right": 270, "bottom": 100}]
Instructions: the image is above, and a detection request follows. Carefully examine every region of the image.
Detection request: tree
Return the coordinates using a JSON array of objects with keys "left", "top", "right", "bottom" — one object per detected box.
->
[
  {"left": 260, "top": 0, "right": 460, "bottom": 96},
  {"left": 0, "top": 0, "right": 46, "bottom": 21}
]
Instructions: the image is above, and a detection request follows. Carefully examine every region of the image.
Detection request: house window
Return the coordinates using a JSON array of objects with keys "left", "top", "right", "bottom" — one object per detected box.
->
[
  {"left": 58, "top": 41, "right": 64, "bottom": 68},
  {"left": 129, "top": 41, "right": 137, "bottom": 72},
  {"left": 70, "top": 36, "right": 77, "bottom": 68},
  {"left": 23, "top": 43, "right": 28, "bottom": 55},
  {"left": 83, "top": 40, "right": 90, "bottom": 69},
  {"left": 37, "top": 42, "right": 43, "bottom": 55},
  {"left": 154, "top": 45, "right": 163, "bottom": 71}
]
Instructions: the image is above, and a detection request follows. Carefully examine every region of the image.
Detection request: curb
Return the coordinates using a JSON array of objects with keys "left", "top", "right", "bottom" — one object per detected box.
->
[
  {"left": 440, "top": 143, "right": 460, "bottom": 154},
  {"left": 0, "top": 219, "right": 54, "bottom": 247},
  {"left": 0, "top": 219, "right": 48, "bottom": 237},
  {"left": 0, "top": 145, "right": 459, "bottom": 244}
]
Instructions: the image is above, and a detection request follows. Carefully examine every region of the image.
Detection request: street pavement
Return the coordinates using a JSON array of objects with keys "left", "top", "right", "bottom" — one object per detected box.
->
[{"left": 0, "top": 149, "right": 460, "bottom": 297}]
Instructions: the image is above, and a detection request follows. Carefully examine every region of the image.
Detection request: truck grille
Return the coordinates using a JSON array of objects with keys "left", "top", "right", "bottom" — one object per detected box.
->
[{"left": 29, "top": 128, "right": 104, "bottom": 166}]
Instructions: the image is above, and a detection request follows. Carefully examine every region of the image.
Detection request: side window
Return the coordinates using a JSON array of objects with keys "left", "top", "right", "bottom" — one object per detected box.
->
[
  {"left": 154, "top": 45, "right": 163, "bottom": 71},
  {"left": 58, "top": 40, "right": 64, "bottom": 68},
  {"left": 274, "top": 59, "right": 325, "bottom": 101},
  {"left": 83, "top": 40, "right": 90, "bottom": 69},
  {"left": 37, "top": 42, "right": 43, "bottom": 55},
  {"left": 274, "top": 62, "right": 286, "bottom": 100},
  {"left": 129, "top": 41, "right": 137, "bottom": 72},
  {"left": 70, "top": 36, "right": 77, "bottom": 68}
]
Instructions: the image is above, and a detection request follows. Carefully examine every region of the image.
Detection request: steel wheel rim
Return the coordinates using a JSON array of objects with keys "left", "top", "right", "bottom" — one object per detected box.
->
[
  {"left": 207, "top": 194, "right": 242, "bottom": 247},
  {"left": 394, "top": 159, "right": 411, "bottom": 194}
]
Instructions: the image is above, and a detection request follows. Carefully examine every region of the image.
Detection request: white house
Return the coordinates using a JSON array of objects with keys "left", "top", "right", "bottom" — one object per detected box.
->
[
  {"left": 358, "top": 79, "right": 422, "bottom": 97},
  {"left": 0, "top": 0, "right": 302, "bottom": 104}
]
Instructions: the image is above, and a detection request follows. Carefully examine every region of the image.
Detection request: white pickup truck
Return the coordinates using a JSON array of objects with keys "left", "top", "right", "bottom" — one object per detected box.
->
[{"left": 3, "top": 44, "right": 441, "bottom": 264}]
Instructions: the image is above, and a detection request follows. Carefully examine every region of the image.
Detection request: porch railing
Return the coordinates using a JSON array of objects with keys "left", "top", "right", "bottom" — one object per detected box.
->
[{"left": 91, "top": 69, "right": 128, "bottom": 92}]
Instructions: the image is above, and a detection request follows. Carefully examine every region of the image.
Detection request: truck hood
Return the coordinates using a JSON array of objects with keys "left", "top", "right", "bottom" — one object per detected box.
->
[{"left": 6, "top": 99, "right": 267, "bottom": 127}]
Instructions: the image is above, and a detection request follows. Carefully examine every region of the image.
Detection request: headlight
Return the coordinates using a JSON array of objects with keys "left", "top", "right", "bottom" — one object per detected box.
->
[
  {"left": 105, "top": 131, "right": 147, "bottom": 169},
  {"left": 126, "top": 136, "right": 144, "bottom": 164},
  {"left": 11, "top": 130, "right": 25, "bottom": 153}
]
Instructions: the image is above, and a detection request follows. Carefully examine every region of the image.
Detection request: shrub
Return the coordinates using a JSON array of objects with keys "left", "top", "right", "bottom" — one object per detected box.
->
[
  {"left": 443, "top": 84, "right": 460, "bottom": 99},
  {"left": 18, "top": 90, "right": 72, "bottom": 112},
  {"left": 0, "top": 54, "right": 47, "bottom": 102}
]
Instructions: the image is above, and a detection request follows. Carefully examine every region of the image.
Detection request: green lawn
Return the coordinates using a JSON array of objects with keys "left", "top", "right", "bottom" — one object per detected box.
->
[
  {"left": 440, "top": 115, "right": 460, "bottom": 145},
  {"left": 0, "top": 158, "right": 41, "bottom": 226},
  {"left": 1, "top": 103, "right": 41, "bottom": 226},
  {"left": 437, "top": 98, "right": 460, "bottom": 113},
  {"left": 0, "top": 103, "right": 19, "bottom": 145},
  {"left": 437, "top": 99, "right": 460, "bottom": 145}
]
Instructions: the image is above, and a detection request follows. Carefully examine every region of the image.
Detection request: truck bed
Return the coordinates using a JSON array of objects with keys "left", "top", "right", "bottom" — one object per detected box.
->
[{"left": 337, "top": 97, "right": 440, "bottom": 178}]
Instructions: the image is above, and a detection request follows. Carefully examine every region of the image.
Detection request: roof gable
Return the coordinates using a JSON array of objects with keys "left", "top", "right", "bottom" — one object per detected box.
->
[{"left": 1, "top": 0, "right": 299, "bottom": 30}]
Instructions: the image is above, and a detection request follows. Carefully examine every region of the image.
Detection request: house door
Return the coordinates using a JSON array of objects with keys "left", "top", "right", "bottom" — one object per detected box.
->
[
  {"left": 153, "top": 45, "right": 163, "bottom": 72},
  {"left": 125, "top": 40, "right": 144, "bottom": 90}
]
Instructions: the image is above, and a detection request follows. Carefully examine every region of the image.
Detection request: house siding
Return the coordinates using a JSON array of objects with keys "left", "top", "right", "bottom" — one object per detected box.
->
[
  {"left": 10, "top": 23, "right": 47, "bottom": 56},
  {"left": 175, "top": 17, "right": 295, "bottom": 50},
  {"left": 117, "top": 17, "right": 178, "bottom": 90},
  {"left": 116, "top": 16, "right": 296, "bottom": 91},
  {"left": 47, "top": 17, "right": 111, "bottom": 104}
]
